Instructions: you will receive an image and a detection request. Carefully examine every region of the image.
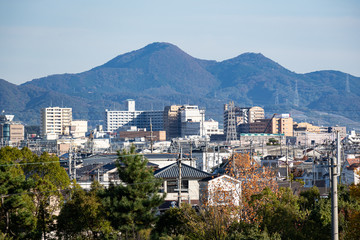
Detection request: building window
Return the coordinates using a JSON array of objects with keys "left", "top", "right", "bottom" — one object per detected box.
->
[
  {"left": 214, "top": 190, "right": 233, "bottom": 204},
  {"left": 166, "top": 180, "right": 188, "bottom": 193}
]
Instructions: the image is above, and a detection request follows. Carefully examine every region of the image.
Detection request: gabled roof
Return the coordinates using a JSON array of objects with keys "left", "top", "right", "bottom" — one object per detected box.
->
[
  {"left": 154, "top": 163, "right": 211, "bottom": 179},
  {"left": 347, "top": 163, "right": 360, "bottom": 171},
  {"left": 346, "top": 158, "right": 360, "bottom": 166},
  {"left": 200, "top": 174, "right": 241, "bottom": 184}
]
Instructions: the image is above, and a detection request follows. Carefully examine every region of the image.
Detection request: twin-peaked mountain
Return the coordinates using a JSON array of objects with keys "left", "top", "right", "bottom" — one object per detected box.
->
[{"left": 1, "top": 42, "right": 360, "bottom": 129}]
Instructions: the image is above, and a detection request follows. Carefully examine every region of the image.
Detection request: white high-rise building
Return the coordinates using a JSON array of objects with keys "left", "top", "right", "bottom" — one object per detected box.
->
[
  {"left": 180, "top": 105, "right": 205, "bottom": 137},
  {"left": 40, "top": 107, "right": 72, "bottom": 138},
  {"left": 105, "top": 100, "right": 163, "bottom": 132}
]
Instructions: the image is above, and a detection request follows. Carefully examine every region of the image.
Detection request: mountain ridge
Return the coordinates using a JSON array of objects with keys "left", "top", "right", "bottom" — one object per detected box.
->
[{"left": 0, "top": 42, "right": 359, "bottom": 129}]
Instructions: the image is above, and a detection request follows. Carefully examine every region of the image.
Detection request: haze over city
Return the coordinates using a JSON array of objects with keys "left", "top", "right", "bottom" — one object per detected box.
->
[{"left": 1, "top": 0, "right": 360, "bottom": 85}]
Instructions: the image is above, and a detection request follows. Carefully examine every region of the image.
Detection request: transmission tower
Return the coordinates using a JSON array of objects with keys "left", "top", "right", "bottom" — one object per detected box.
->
[
  {"left": 226, "top": 101, "right": 237, "bottom": 142},
  {"left": 294, "top": 80, "right": 299, "bottom": 107},
  {"left": 346, "top": 74, "right": 350, "bottom": 93},
  {"left": 275, "top": 89, "right": 279, "bottom": 105}
]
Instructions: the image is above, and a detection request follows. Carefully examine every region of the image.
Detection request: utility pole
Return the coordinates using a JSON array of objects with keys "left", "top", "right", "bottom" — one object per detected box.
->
[
  {"left": 286, "top": 144, "right": 289, "bottom": 181},
  {"left": 331, "top": 132, "right": 341, "bottom": 240},
  {"left": 189, "top": 140, "right": 193, "bottom": 167},
  {"left": 97, "top": 167, "right": 100, "bottom": 182},
  {"left": 150, "top": 118, "right": 154, "bottom": 153},
  {"left": 213, "top": 145, "right": 216, "bottom": 171},
  {"left": 217, "top": 144, "right": 220, "bottom": 167},
  {"left": 249, "top": 139, "right": 253, "bottom": 164},
  {"left": 331, "top": 131, "right": 340, "bottom": 240},
  {"left": 205, "top": 140, "right": 208, "bottom": 172},
  {"left": 73, "top": 152, "right": 77, "bottom": 181},
  {"left": 178, "top": 148, "right": 182, "bottom": 208},
  {"left": 68, "top": 140, "right": 72, "bottom": 180},
  {"left": 232, "top": 147, "right": 236, "bottom": 178}
]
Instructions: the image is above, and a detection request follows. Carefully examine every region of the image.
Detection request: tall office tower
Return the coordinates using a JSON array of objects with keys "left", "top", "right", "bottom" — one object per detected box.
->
[
  {"left": 40, "top": 107, "right": 72, "bottom": 138},
  {"left": 163, "top": 105, "right": 182, "bottom": 140}
]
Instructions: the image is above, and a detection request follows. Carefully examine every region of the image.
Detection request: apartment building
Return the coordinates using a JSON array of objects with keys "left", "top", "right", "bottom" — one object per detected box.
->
[
  {"left": 224, "top": 104, "right": 264, "bottom": 135},
  {"left": 238, "top": 114, "right": 293, "bottom": 137},
  {"left": 40, "top": 107, "right": 72, "bottom": 138},
  {"left": 180, "top": 105, "right": 205, "bottom": 137},
  {"left": 105, "top": 100, "right": 164, "bottom": 133},
  {"left": 163, "top": 104, "right": 222, "bottom": 139},
  {"left": 272, "top": 115, "right": 293, "bottom": 137}
]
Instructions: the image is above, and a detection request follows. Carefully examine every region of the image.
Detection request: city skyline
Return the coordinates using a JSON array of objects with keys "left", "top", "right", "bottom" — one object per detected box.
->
[{"left": 0, "top": 0, "right": 359, "bottom": 85}]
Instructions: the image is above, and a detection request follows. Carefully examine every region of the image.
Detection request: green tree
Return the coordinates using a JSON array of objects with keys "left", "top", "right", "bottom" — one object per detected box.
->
[
  {"left": 347, "top": 184, "right": 360, "bottom": 240},
  {"left": 302, "top": 198, "right": 331, "bottom": 240},
  {"left": 23, "top": 150, "right": 70, "bottom": 239},
  {"left": 57, "top": 181, "right": 114, "bottom": 239},
  {"left": 299, "top": 186, "right": 320, "bottom": 211},
  {"left": 100, "top": 146, "right": 165, "bottom": 239},
  {"left": 227, "top": 221, "right": 281, "bottom": 240},
  {"left": 152, "top": 203, "right": 197, "bottom": 239},
  {"left": 0, "top": 147, "right": 36, "bottom": 239},
  {"left": 250, "top": 187, "right": 306, "bottom": 240}
]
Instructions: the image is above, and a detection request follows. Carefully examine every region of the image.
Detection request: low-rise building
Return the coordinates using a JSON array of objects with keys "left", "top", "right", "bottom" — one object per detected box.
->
[
  {"left": 0, "top": 114, "right": 24, "bottom": 145},
  {"left": 154, "top": 163, "right": 211, "bottom": 206},
  {"left": 199, "top": 175, "right": 241, "bottom": 206},
  {"left": 118, "top": 129, "right": 166, "bottom": 141}
]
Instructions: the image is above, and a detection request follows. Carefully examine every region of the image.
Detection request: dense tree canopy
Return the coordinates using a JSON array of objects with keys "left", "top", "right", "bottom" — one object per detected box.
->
[
  {"left": 0, "top": 147, "right": 70, "bottom": 239},
  {"left": 100, "top": 146, "right": 165, "bottom": 239},
  {"left": 1, "top": 147, "right": 360, "bottom": 240}
]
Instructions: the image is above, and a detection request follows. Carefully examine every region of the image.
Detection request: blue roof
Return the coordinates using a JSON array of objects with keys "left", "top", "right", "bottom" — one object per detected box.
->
[{"left": 154, "top": 163, "right": 211, "bottom": 179}]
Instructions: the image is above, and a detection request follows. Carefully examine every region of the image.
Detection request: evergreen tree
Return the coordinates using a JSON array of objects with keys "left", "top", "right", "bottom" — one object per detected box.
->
[
  {"left": 23, "top": 151, "right": 70, "bottom": 239},
  {"left": 57, "top": 181, "right": 114, "bottom": 239},
  {"left": 0, "top": 147, "right": 36, "bottom": 239},
  {"left": 100, "top": 146, "right": 165, "bottom": 238}
]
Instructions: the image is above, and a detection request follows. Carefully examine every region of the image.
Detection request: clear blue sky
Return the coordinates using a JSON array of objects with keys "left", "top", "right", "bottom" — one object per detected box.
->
[{"left": 1, "top": 0, "right": 359, "bottom": 85}]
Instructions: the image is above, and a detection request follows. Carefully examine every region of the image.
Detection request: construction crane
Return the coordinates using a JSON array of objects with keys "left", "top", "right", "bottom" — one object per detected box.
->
[{"left": 264, "top": 113, "right": 277, "bottom": 133}]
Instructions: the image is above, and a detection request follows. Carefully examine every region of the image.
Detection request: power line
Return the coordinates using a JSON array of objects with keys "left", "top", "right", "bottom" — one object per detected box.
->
[
  {"left": 0, "top": 153, "right": 158, "bottom": 167},
  {"left": 0, "top": 179, "right": 162, "bottom": 199}
]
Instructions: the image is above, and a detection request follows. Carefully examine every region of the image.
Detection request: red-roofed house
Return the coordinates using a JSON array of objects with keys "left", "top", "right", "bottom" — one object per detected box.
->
[{"left": 342, "top": 158, "right": 360, "bottom": 185}]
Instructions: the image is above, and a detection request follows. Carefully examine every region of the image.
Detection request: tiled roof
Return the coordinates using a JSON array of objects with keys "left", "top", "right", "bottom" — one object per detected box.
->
[
  {"left": 154, "top": 163, "right": 211, "bottom": 179},
  {"left": 347, "top": 163, "right": 360, "bottom": 170},
  {"left": 347, "top": 158, "right": 360, "bottom": 166}
]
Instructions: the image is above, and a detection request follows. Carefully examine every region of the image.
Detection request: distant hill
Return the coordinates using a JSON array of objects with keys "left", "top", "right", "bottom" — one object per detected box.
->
[{"left": 1, "top": 42, "right": 359, "bottom": 129}]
